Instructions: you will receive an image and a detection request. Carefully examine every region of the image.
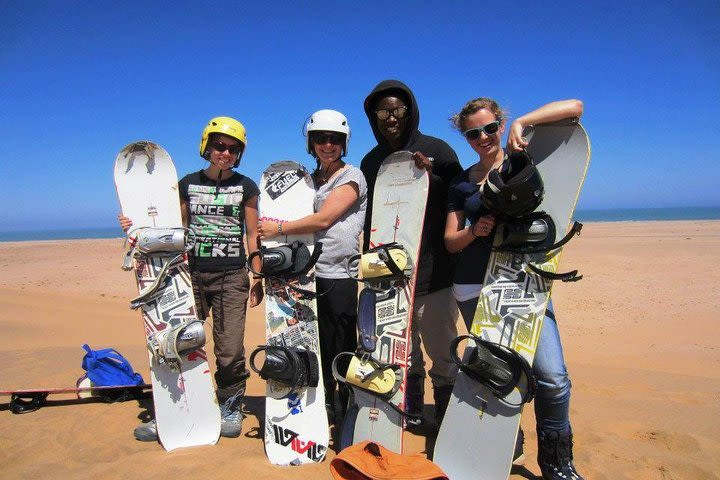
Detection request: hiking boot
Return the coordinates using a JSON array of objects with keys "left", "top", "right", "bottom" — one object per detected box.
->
[
  {"left": 219, "top": 390, "right": 244, "bottom": 438},
  {"left": 537, "top": 428, "right": 584, "bottom": 480},
  {"left": 133, "top": 419, "right": 158, "bottom": 442},
  {"left": 513, "top": 427, "right": 525, "bottom": 466}
]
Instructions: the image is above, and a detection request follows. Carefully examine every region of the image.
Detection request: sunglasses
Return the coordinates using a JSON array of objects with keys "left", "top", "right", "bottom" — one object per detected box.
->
[
  {"left": 311, "top": 132, "right": 343, "bottom": 145},
  {"left": 463, "top": 121, "right": 501, "bottom": 141},
  {"left": 375, "top": 106, "right": 408, "bottom": 121},
  {"left": 211, "top": 141, "right": 243, "bottom": 155}
]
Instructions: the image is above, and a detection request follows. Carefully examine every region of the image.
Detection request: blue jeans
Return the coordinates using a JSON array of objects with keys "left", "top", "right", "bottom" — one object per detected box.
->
[{"left": 456, "top": 297, "right": 571, "bottom": 432}]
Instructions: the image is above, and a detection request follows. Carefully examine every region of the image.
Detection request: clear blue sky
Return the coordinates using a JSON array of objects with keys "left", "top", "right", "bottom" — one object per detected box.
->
[{"left": 1, "top": 1, "right": 718, "bottom": 230}]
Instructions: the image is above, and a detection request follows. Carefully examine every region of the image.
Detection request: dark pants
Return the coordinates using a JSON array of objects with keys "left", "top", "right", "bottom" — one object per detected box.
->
[
  {"left": 316, "top": 277, "right": 358, "bottom": 406},
  {"left": 191, "top": 268, "right": 250, "bottom": 398}
]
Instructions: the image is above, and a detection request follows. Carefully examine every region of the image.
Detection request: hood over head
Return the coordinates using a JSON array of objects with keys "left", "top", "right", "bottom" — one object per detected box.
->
[{"left": 363, "top": 79, "right": 420, "bottom": 150}]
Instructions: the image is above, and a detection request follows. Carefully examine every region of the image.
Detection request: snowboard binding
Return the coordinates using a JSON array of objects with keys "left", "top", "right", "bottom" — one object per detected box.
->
[
  {"left": 7, "top": 393, "right": 50, "bottom": 414},
  {"left": 346, "top": 243, "right": 411, "bottom": 291},
  {"left": 123, "top": 226, "right": 195, "bottom": 269},
  {"left": 247, "top": 241, "right": 322, "bottom": 298},
  {"left": 450, "top": 334, "right": 537, "bottom": 404},
  {"left": 249, "top": 345, "right": 319, "bottom": 399},
  {"left": 123, "top": 227, "right": 197, "bottom": 308},
  {"left": 332, "top": 352, "right": 421, "bottom": 421},
  {"left": 332, "top": 353, "right": 402, "bottom": 398},
  {"left": 494, "top": 214, "right": 583, "bottom": 282},
  {"left": 147, "top": 319, "right": 206, "bottom": 372}
]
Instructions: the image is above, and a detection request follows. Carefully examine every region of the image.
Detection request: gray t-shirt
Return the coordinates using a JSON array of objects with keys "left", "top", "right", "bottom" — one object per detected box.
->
[{"left": 314, "top": 165, "right": 368, "bottom": 278}]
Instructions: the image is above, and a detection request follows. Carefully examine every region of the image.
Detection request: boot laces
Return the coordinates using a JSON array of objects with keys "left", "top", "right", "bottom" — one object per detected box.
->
[
  {"left": 541, "top": 431, "right": 581, "bottom": 478},
  {"left": 220, "top": 390, "right": 243, "bottom": 419}
]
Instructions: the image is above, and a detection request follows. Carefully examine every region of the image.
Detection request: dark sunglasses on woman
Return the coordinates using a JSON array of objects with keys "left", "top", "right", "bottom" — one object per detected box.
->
[
  {"left": 211, "top": 141, "right": 243, "bottom": 155},
  {"left": 463, "top": 121, "right": 501, "bottom": 141},
  {"left": 311, "top": 132, "right": 343, "bottom": 145}
]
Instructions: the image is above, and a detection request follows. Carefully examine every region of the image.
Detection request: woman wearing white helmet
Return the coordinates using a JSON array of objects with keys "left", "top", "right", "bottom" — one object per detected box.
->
[
  {"left": 119, "top": 116, "right": 264, "bottom": 441},
  {"left": 258, "top": 109, "right": 367, "bottom": 424}
]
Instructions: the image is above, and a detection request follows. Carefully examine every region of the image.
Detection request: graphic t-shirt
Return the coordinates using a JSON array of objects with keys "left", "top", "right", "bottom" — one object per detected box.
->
[{"left": 179, "top": 170, "right": 259, "bottom": 272}]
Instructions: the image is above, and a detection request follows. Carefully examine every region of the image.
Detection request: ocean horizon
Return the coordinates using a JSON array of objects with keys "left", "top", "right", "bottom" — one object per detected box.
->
[{"left": 1, "top": 206, "right": 719, "bottom": 242}]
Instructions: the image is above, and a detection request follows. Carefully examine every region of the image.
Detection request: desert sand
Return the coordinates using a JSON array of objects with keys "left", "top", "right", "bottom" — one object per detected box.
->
[{"left": 1, "top": 220, "right": 718, "bottom": 480}]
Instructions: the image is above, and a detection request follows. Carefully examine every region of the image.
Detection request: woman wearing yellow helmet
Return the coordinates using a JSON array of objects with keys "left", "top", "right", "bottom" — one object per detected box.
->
[{"left": 119, "top": 116, "right": 263, "bottom": 441}]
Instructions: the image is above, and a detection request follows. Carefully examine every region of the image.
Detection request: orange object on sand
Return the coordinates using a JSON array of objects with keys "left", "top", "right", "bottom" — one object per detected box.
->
[{"left": 330, "top": 441, "right": 448, "bottom": 480}]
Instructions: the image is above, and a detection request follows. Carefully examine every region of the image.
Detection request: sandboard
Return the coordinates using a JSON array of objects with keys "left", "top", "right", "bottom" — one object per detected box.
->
[
  {"left": 0, "top": 384, "right": 151, "bottom": 414},
  {"left": 434, "top": 120, "right": 590, "bottom": 479},
  {"left": 256, "top": 161, "right": 328, "bottom": 465},
  {"left": 114, "top": 141, "right": 221, "bottom": 451},
  {"left": 340, "top": 151, "right": 428, "bottom": 453}
]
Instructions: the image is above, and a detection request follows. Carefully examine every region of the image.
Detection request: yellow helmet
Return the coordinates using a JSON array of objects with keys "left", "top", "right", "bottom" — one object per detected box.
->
[{"left": 199, "top": 116, "right": 247, "bottom": 163}]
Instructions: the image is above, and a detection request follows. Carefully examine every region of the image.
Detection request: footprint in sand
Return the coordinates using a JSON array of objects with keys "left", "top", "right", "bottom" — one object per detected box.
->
[{"left": 635, "top": 429, "right": 700, "bottom": 454}]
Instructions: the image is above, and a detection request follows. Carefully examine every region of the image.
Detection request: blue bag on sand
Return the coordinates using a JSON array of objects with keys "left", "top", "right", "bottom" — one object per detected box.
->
[{"left": 81, "top": 344, "right": 144, "bottom": 386}]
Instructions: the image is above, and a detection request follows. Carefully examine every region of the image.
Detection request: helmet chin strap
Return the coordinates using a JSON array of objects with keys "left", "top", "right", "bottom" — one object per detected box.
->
[
  {"left": 205, "top": 160, "right": 234, "bottom": 198},
  {"left": 317, "top": 156, "right": 342, "bottom": 182}
]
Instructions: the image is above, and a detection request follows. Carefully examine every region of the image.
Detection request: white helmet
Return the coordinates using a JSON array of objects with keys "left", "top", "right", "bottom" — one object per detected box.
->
[{"left": 304, "top": 109, "right": 350, "bottom": 156}]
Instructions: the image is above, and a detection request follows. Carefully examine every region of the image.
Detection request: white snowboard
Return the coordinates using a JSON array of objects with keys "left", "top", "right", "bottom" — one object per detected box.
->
[
  {"left": 114, "top": 141, "right": 221, "bottom": 451},
  {"left": 434, "top": 121, "right": 591, "bottom": 479},
  {"left": 258, "top": 161, "right": 328, "bottom": 465},
  {"left": 342, "top": 151, "right": 428, "bottom": 453}
]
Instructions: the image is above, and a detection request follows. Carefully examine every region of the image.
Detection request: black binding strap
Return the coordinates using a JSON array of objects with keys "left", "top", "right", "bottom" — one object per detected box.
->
[
  {"left": 375, "top": 243, "right": 405, "bottom": 279},
  {"left": 248, "top": 242, "right": 323, "bottom": 298},
  {"left": 247, "top": 241, "right": 322, "bottom": 279},
  {"left": 249, "top": 345, "right": 319, "bottom": 399},
  {"left": 346, "top": 243, "right": 409, "bottom": 284},
  {"left": 527, "top": 263, "right": 583, "bottom": 282},
  {"left": 9, "top": 393, "right": 49, "bottom": 414}
]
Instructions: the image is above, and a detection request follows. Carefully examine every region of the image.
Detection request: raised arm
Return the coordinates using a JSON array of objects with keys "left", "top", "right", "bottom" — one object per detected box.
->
[{"left": 507, "top": 99, "right": 584, "bottom": 151}]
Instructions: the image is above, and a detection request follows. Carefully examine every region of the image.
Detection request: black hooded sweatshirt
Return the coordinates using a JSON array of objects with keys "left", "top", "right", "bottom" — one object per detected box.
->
[{"left": 360, "top": 80, "right": 463, "bottom": 296}]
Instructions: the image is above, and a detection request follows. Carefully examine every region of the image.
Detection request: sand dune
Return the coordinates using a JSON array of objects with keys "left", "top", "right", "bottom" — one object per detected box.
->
[{"left": 1, "top": 221, "right": 718, "bottom": 479}]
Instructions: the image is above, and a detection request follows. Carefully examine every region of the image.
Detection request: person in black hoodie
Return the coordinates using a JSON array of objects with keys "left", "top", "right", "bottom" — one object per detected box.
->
[{"left": 360, "top": 80, "right": 463, "bottom": 427}]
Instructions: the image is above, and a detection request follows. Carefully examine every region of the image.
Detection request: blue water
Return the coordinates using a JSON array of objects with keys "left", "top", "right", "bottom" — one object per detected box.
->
[
  {"left": 0, "top": 227, "right": 123, "bottom": 242},
  {"left": 575, "top": 206, "right": 720, "bottom": 222},
  {"left": 1, "top": 207, "right": 719, "bottom": 242}
]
